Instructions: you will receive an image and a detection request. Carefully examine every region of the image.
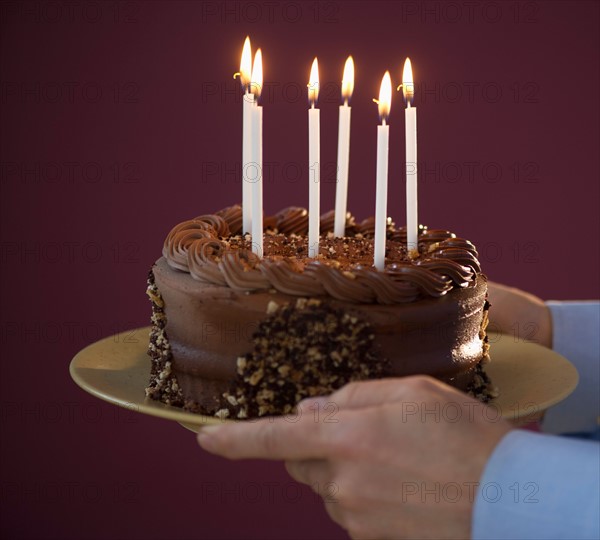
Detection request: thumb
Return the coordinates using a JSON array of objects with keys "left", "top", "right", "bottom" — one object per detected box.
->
[{"left": 299, "top": 376, "right": 442, "bottom": 412}]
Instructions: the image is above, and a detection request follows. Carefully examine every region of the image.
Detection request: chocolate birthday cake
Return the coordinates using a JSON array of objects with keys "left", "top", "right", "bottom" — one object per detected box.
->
[{"left": 145, "top": 205, "right": 493, "bottom": 418}]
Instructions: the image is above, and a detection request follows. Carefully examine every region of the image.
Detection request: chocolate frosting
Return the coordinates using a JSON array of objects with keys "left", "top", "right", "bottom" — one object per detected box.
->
[{"left": 162, "top": 205, "right": 481, "bottom": 304}]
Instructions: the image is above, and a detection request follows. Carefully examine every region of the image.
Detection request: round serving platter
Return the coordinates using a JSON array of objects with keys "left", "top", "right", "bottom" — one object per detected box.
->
[{"left": 70, "top": 327, "right": 578, "bottom": 432}]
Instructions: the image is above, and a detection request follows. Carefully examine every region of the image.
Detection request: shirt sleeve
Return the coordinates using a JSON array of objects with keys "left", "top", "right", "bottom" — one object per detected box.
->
[
  {"left": 543, "top": 301, "right": 600, "bottom": 435},
  {"left": 472, "top": 430, "right": 600, "bottom": 540}
]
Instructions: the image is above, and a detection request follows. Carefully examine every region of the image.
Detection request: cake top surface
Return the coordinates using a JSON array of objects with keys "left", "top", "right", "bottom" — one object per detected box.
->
[{"left": 161, "top": 205, "right": 483, "bottom": 304}]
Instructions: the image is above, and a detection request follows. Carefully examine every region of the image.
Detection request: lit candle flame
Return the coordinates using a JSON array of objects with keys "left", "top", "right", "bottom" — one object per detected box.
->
[
  {"left": 341, "top": 56, "right": 354, "bottom": 103},
  {"left": 251, "top": 49, "right": 263, "bottom": 100},
  {"left": 402, "top": 57, "right": 414, "bottom": 106},
  {"left": 239, "top": 36, "right": 252, "bottom": 90},
  {"left": 308, "top": 57, "right": 319, "bottom": 106},
  {"left": 377, "top": 71, "right": 392, "bottom": 121}
]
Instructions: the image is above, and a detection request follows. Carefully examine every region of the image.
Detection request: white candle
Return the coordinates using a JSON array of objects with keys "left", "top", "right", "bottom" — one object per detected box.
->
[
  {"left": 403, "top": 58, "right": 418, "bottom": 254},
  {"left": 308, "top": 58, "right": 320, "bottom": 258},
  {"left": 250, "top": 49, "right": 263, "bottom": 256},
  {"left": 374, "top": 72, "right": 392, "bottom": 271},
  {"left": 239, "top": 36, "right": 253, "bottom": 234},
  {"left": 243, "top": 93, "right": 254, "bottom": 233},
  {"left": 334, "top": 56, "right": 354, "bottom": 237}
]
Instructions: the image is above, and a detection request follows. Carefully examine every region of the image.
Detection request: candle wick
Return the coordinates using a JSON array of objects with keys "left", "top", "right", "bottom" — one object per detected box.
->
[
  {"left": 343, "top": 98, "right": 348, "bottom": 106},
  {"left": 382, "top": 118, "right": 387, "bottom": 127}
]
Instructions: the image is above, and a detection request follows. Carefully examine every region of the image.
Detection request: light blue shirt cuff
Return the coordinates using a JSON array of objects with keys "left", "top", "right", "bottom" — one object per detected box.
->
[
  {"left": 543, "top": 301, "right": 600, "bottom": 434},
  {"left": 472, "top": 430, "right": 600, "bottom": 540}
]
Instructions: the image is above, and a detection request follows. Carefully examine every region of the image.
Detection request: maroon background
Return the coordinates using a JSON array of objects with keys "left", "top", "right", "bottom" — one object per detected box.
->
[{"left": 1, "top": 1, "right": 598, "bottom": 539}]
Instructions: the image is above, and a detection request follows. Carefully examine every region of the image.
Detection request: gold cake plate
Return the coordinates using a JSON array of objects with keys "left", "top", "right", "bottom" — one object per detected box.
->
[{"left": 70, "top": 327, "right": 578, "bottom": 433}]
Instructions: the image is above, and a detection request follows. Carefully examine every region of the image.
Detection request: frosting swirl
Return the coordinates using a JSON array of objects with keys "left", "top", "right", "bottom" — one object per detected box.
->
[
  {"left": 276, "top": 207, "right": 308, "bottom": 235},
  {"left": 161, "top": 205, "right": 483, "bottom": 304}
]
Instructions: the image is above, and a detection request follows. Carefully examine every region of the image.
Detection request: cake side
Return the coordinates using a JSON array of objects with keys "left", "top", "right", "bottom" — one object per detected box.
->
[{"left": 148, "top": 259, "right": 490, "bottom": 417}]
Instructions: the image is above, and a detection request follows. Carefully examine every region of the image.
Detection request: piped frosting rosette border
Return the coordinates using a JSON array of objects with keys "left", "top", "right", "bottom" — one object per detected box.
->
[{"left": 162, "top": 205, "right": 482, "bottom": 305}]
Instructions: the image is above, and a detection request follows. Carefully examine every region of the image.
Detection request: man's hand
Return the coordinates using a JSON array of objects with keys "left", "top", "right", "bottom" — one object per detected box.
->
[
  {"left": 487, "top": 281, "right": 552, "bottom": 348},
  {"left": 197, "top": 376, "right": 512, "bottom": 540}
]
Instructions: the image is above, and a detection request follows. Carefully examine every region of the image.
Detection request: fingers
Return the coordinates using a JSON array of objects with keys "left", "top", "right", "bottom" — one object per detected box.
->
[
  {"left": 285, "top": 459, "right": 330, "bottom": 487},
  {"left": 285, "top": 459, "right": 346, "bottom": 531},
  {"left": 197, "top": 413, "right": 331, "bottom": 460},
  {"left": 197, "top": 377, "right": 465, "bottom": 460}
]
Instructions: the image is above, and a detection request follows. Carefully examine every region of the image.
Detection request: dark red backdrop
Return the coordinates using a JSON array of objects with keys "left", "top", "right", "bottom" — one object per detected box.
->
[{"left": 1, "top": 1, "right": 598, "bottom": 539}]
